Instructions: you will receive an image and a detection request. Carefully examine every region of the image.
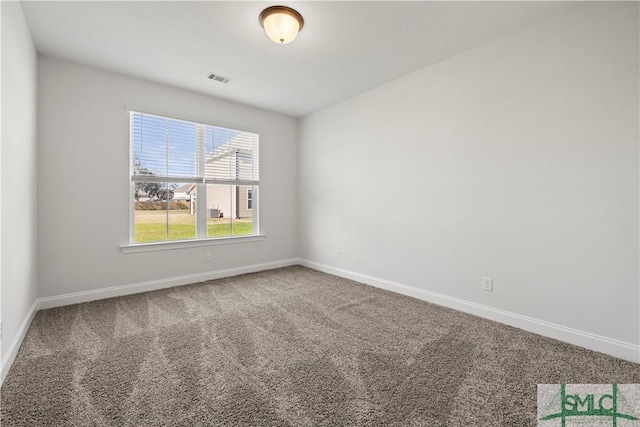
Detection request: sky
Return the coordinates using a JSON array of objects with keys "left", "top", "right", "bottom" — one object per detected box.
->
[{"left": 131, "top": 112, "right": 245, "bottom": 179}]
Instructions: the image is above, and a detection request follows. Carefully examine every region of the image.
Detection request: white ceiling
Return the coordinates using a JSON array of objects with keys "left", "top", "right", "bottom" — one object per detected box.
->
[{"left": 22, "top": 1, "right": 578, "bottom": 118}]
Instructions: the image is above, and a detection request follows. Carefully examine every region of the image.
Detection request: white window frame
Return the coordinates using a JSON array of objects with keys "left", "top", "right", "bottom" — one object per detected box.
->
[{"left": 121, "top": 108, "right": 264, "bottom": 253}]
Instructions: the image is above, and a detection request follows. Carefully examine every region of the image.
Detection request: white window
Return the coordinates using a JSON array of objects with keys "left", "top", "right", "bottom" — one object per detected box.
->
[{"left": 129, "top": 111, "right": 259, "bottom": 244}]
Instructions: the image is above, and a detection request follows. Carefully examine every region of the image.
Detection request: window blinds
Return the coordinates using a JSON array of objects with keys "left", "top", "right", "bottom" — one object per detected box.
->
[{"left": 130, "top": 111, "right": 259, "bottom": 186}]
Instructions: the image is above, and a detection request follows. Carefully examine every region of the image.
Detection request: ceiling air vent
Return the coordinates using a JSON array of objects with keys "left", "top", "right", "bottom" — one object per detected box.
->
[{"left": 208, "top": 73, "right": 232, "bottom": 84}]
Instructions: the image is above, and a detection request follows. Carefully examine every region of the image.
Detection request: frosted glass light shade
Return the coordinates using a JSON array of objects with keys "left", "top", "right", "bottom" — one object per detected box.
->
[{"left": 259, "top": 6, "right": 304, "bottom": 44}]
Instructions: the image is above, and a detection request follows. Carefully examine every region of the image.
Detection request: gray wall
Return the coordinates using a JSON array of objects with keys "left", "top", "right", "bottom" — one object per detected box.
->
[
  {"left": 299, "top": 2, "right": 639, "bottom": 346},
  {"left": 1, "top": 2, "right": 39, "bottom": 364},
  {"left": 37, "top": 57, "right": 298, "bottom": 298},
  {"left": 3, "top": 1, "right": 638, "bottom": 371}
]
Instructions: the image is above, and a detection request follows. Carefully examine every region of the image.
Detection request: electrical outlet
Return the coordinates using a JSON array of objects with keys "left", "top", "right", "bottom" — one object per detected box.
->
[
  {"left": 335, "top": 249, "right": 341, "bottom": 259},
  {"left": 204, "top": 252, "right": 211, "bottom": 263},
  {"left": 482, "top": 277, "right": 493, "bottom": 291}
]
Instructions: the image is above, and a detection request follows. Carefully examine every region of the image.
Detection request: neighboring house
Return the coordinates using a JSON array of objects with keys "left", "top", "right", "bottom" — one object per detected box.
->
[
  {"left": 173, "top": 183, "right": 194, "bottom": 201},
  {"left": 133, "top": 188, "right": 156, "bottom": 202},
  {"left": 205, "top": 137, "right": 255, "bottom": 219},
  {"left": 167, "top": 139, "right": 255, "bottom": 219},
  {"left": 207, "top": 184, "right": 253, "bottom": 219}
]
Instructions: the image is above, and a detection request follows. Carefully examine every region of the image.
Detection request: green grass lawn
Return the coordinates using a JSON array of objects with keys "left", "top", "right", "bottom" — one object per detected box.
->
[{"left": 134, "top": 210, "right": 253, "bottom": 243}]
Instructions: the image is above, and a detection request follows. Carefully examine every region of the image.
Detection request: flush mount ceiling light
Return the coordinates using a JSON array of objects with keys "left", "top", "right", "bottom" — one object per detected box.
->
[{"left": 259, "top": 5, "right": 304, "bottom": 44}]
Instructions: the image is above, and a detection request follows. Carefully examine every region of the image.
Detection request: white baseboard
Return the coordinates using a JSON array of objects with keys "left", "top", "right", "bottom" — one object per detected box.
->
[
  {"left": 1, "top": 299, "right": 38, "bottom": 385},
  {"left": 38, "top": 258, "right": 299, "bottom": 310},
  {"left": 1, "top": 258, "right": 298, "bottom": 386},
  {"left": 299, "top": 259, "right": 640, "bottom": 364},
  {"left": 0, "top": 258, "right": 298, "bottom": 385},
  {"left": 2, "top": 257, "right": 637, "bottom": 388}
]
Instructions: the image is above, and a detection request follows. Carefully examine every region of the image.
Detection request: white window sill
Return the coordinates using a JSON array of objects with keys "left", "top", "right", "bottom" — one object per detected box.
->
[{"left": 120, "top": 234, "right": 266, "bottom": 254}]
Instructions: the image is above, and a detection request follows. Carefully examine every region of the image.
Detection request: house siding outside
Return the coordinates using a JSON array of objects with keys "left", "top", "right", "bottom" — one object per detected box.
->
[{"left": 206, "top": 185, "right": 252, "bottom": 219}]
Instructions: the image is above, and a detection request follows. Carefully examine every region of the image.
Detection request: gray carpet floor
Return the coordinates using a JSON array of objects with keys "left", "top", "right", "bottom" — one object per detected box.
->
[{"left": 1, "top": 266, "right": 638, "bottom": 426}]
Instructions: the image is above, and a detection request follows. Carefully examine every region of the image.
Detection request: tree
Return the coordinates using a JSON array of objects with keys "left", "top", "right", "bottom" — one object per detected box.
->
[
  {"left": 134, "top": 182, "right": 176, "bottom": 201},
  {"left": 133, "top": 158, "right": 176, "bottom": 201}
]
